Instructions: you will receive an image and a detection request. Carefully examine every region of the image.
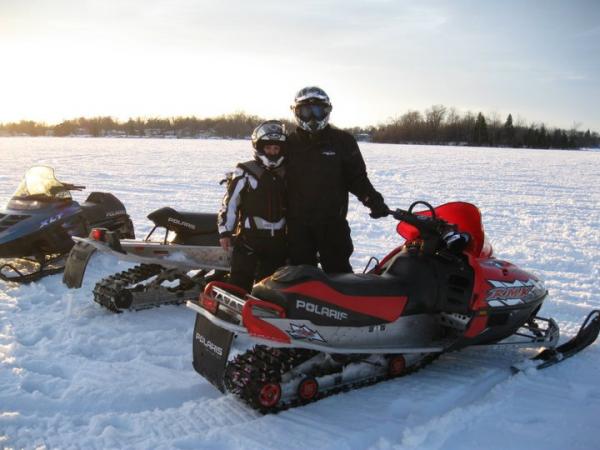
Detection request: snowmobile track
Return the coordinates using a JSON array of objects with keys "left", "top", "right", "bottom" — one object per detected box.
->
[
  {"left": 224, "top": 345, "right": 441, "bottom": 413},
  {"left": 92, "top": 263, "right": 205, "bottom": 312}
]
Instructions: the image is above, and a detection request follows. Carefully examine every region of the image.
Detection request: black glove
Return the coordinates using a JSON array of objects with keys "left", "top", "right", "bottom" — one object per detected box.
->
[
  {"left": 365, "top": 194, "right": 389, "bottom": 219},
  {"left": 442, "top": 230, "right": 470, "bottom": 253}
]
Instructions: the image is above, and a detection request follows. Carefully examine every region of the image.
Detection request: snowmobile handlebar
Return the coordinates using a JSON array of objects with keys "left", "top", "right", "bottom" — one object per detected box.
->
[
  {"left": 387, "top": 206, "right": 453, "bottom": 255},
  {"left": 47, "top": 184, "right": 85, "bottom": 196},
  {"left": 61, "top": 183, "right": 86, "bottom": 191},
  {"left": 387, "top": 207, "right": 447, "bottom": 237}
]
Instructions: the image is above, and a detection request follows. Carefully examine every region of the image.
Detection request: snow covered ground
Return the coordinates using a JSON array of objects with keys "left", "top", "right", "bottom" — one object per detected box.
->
[{"left": 0, "top": 137, "right": 599, "bottom": 449}]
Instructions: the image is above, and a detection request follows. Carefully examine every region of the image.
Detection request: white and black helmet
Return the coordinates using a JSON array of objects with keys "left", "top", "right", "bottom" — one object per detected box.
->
[
  {"left": 291, "top": 86, "right": 332, "bottom": 133},
  {"left": 251, "top": 120, "right": 286, "bottom": 168}
]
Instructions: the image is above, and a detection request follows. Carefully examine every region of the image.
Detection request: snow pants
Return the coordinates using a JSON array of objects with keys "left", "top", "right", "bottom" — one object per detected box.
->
[
  {"left": 287, "top": 218, "right": 354, "bottom": 274},
  {"left": 229, "top": 232, "right": 287, "bottom": 293}
]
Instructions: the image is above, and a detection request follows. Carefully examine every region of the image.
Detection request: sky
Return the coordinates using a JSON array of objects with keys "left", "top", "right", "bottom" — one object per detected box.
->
[{"left": 0, "top": 0, "right": 599, "bottom": 130}]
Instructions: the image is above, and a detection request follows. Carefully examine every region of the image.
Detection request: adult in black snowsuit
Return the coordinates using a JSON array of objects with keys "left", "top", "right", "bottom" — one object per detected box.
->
[
  {"left": 217, "top": 121, "right": 287, "bottom": 292},
  {"left": 286, "top": 86, "right": 389, "bottom": 273}
]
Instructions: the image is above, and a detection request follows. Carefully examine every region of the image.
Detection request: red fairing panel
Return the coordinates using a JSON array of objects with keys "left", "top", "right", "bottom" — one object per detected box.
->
[
  {"left": 282, "top": 281, "right": 407, "bottom": 322},
  {"left": 397, "top": 202, "right": 489, "bottom": 257},
  {"left": 242, "top": 298, "right": 291, "bottom": 344},
  {"left": 468, "top": 253, "right": 489, "bottom": 310}
]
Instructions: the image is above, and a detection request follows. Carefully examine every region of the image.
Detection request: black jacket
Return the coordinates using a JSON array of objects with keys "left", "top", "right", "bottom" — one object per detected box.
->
[
  {"left": 286, "top": 126, "right": 383, "bottom": 223},
  {"left": 217, "top": 160, "right": 285, "bottom": 238}
]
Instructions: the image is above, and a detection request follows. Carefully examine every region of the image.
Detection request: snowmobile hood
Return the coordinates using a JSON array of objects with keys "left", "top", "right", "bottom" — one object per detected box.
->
[{"left": 0, "top": 201, "right": 80, "bottom": 257}]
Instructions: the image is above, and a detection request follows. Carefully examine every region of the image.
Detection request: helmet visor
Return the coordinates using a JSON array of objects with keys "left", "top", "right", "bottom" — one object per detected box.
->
[
  {"left": 295, "top": 103, "right": 331, "bottom": 121},
  {"left": 255, "top": 123, "right": 285, "bottom": 142}
]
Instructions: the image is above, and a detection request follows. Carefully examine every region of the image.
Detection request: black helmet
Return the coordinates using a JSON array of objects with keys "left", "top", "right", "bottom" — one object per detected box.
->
[
  {"left": 291, "top": 86, "right": 332, "bottom": 133},
  {"left": 251, "top": 120, "right": 286, "bottom": 168}
]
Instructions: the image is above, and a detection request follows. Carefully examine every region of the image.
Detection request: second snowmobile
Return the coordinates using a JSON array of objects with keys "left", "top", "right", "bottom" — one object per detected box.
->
[
  {"left": 187, "top": 201, "right": 600, "bottom": 412},
  {"left": 63, "top": 206, "right": 230, "bottom": 312},
  {"left": 0, "top": 166, "right": 134, "bottom": 282}
]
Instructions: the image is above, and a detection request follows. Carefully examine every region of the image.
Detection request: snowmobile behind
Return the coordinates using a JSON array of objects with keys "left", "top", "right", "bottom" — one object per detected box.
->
[
  {"left": 63, "top": 206, "right": 230, "bottom": 312},
  {"left": 187, "top": 201, "right": 600, "bottom": 412},
  {"left": 0, "top": 166, "right": 134, "bottom": 283}
]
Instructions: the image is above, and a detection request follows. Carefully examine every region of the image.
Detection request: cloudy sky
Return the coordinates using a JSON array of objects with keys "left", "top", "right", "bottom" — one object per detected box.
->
[{"left": 1, "top": 0, "right": 598, "bottom": 130}]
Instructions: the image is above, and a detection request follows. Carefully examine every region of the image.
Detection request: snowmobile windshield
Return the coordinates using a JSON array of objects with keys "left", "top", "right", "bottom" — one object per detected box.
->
[
  {"left": 397, "top": 201, "right": 486, "bottom": 257},
  {"left": 11, "top": 166, "right": 72, "bottom": 202}
]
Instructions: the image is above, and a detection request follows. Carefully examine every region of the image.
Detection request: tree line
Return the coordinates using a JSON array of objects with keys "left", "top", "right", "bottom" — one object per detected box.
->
[
  {"left": 0, "top": 112, "right": 280, "bottom": 139},
  {"left": 366, "top": 106, "right": 598, "bottom": 149},
  {"left": 0, "top": 107, "right": 598, "bottom": 150}
]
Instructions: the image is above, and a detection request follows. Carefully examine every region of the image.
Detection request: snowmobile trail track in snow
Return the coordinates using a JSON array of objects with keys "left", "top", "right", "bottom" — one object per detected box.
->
[{"left": 222, "top": 342, "right": 569, "bottom": 415}]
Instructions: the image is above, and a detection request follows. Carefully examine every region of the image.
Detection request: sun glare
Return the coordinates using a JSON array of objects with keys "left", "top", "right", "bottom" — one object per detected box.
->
[{"left": 0, "top": 36, "right": 299, "bottom": 125}]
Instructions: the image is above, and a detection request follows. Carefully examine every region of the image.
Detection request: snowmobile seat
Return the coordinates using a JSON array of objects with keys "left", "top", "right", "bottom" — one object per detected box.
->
[
  {"left": 148, "top": 207, "right": 217, "bottom": 234},
  {"left": 147, "top": 207, "right": 219, "bottom": 245},
  {"left": 265, "top": 265, "right": 405, "bottom": 296},
  {"left": 80, "top": 192, "right": 128, "bottom": 225},
  {"left": 253, "top": 263, "right": 439, "bottom": 316}
]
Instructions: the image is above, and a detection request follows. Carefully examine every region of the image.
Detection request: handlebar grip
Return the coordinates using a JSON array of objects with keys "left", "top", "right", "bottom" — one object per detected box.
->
[
  {"left": 63, "top": 184, "right": 86, "bottom": 191},
  {"left": 390, "top": 208, "right": 444, "bottom": 235}
]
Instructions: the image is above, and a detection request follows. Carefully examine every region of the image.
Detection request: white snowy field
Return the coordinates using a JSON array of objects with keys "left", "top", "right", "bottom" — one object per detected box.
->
[{"left": 0, "top": 137, "right": 599, "bottom": 450}]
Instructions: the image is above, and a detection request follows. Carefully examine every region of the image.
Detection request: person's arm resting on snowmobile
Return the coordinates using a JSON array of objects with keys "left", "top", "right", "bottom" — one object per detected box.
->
[{"left": 340, "top": 135, "right": 389, "bottom": 218}]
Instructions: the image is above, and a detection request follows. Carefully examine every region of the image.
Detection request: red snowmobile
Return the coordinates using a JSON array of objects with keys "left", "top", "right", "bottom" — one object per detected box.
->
[{"left": 187, "top": 201, "right": 599, "bottom": 412}]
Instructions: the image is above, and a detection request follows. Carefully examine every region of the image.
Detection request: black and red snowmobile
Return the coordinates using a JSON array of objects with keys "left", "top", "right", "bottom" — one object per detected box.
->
[{"left": 187, "top": 201, "right": 600, "bottom": 412}]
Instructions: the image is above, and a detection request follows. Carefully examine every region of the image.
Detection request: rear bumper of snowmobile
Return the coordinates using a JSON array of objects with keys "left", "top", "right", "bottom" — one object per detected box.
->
[{"left": 63, "top": 234, "right": 231, "bottom": 289}]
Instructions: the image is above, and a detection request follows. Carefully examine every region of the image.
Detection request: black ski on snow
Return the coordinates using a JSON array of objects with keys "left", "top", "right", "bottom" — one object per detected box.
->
[{"left": 512, "top": 309, "right": 600, "bottom": 373}]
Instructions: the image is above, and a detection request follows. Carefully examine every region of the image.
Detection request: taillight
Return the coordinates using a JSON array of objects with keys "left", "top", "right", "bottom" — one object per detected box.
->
[
  {"left": 199, "top": 293, "right": 218, "bottom": 314},
  {"left": 90, "top": 228, "right": 107, "bottom": 241}
]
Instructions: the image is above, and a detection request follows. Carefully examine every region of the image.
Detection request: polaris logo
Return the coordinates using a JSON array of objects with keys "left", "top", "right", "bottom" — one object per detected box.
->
[
  {"left": 296, "top": 299, "right": 348, "bottom": 321},
  {"left": 168, "top": 217, "right": 196, "bottom": 230},
  {"left": 195, "top": 333, "right": 223, "bottom": 356},
  {"left": 105, "top": 210, "right": 126, "bottom": 217}
]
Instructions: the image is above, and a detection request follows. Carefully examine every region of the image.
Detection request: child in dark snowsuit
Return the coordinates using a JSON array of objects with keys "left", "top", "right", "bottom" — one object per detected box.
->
[{"left": 217, "top": 120, "right": 287, "bottom": 292}]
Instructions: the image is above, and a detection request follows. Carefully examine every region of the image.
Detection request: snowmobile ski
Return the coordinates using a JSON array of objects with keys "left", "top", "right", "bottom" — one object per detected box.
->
[
  {"left": 512, "top": 309, "right": 600, "bottom": 373},
  {"left": 1, "top": 254, "right": 66, "bottom": 283}
]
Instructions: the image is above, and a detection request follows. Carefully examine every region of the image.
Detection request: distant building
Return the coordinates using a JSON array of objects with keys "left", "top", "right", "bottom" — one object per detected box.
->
[
  {"left": 144, "top": 128, "right": 163, "bottom": 137},
  {"left": 106, "top": 129, "right": 127, "bottom": 137},
  {"left": 74, "top": 128, "right": 91, "bottom": 137}
]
